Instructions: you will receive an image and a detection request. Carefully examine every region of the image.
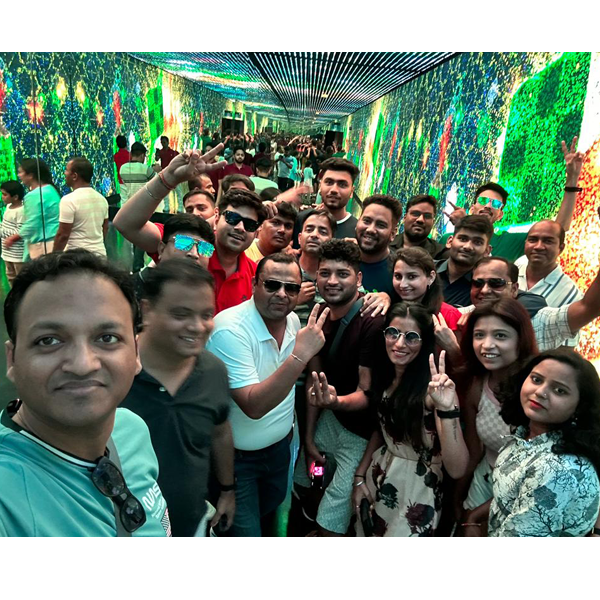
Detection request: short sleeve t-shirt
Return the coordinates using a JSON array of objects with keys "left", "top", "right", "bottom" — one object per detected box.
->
[
  {"left": 360, "top": 256, "right": 394, "bottom": 296},
  {"left": 1, "top": 204, "right": 25, "bottom": 262},
  {"left": 121, "top": 351, "right": 230, "bottom": 537},
  {"left": 0, "top": 404, "right": 170, "bottom": 537},
  {"left": 59, "top": 187, "right": 109, "bottom": 256}
]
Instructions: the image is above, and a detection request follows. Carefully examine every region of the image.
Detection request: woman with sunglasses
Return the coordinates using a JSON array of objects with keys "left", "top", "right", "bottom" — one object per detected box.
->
[
  {"left": 391, "top": 247, "right": 462, "bottom": 361},
  {"left": 488, "top": 348, "right": 600, "bottom": 536},
  {"left": 454, "top": 297, "right": 538, "bottom": 535},
  {"left": 352, "top": 302, "right": 468, "bottom": 536}
]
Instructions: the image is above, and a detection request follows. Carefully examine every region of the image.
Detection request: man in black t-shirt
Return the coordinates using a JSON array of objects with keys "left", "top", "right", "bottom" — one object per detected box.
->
[
  {"left": 293, "top": 240, "right": 385, "bottom": 536},
  {"left": 122, "top": 258, "right": 234, "bottom": 537}
]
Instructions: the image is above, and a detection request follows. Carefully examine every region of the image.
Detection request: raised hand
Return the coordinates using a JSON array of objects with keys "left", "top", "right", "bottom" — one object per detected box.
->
[
  {"left": 293, "top": 304, "right": 330, "bottom": 363},
  {"left": 297, "top": 280, "right": 316, "bottom": 305},
  {"left": 432, "top": 313, "right": 460, "bottom": 355},
  {"left": 427, "top": 351, "right": 459, "bottom": 411},
  {"left": 308, "top": 371, "right": 339, "bottom": 409},
  {"left": 163, "top": 144, "right": 226, "bottom": 186},
  {"left": 443, "top": 200, "right": 467, "bottom": 226},
  {"left": 561, "top": 136, "right": 585, "bottom": 186}
]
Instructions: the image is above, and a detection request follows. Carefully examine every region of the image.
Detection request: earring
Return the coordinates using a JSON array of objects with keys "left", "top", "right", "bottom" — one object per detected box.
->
[{"left": 570, "top": 413, "right": 578, "bottom": 428}]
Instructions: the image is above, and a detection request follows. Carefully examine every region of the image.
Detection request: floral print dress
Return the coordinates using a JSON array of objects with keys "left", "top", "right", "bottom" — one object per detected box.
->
[
  {"left": 357, "top": 397, "right": 443, "bottom": 537},
  {"left": 489, "top": 427, "right": 600, "bottom": 537}
]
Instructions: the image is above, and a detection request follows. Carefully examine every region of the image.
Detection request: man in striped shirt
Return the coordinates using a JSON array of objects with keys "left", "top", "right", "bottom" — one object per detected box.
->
[{"left": 514, "top": 220, "right": 583, "bottom": 346}]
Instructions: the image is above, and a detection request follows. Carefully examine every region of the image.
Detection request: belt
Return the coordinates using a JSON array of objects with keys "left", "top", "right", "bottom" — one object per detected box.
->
[{"left": 235, "top": 427, "right": 293, "bottom": 456}]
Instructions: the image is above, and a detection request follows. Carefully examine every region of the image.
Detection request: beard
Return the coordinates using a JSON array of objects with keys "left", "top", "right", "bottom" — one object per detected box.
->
[{"left": 404, "top": 227, "right": 429, "bottom": 243}]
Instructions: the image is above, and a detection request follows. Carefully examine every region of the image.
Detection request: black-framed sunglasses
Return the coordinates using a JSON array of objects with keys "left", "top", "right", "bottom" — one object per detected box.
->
[
  {"left": 383, "top": 327, "right": 422, "bottom": 346},
  {"left": 472, "top": 278, "right": 512, "bottom": 290},
  {"left": 262, "top": 278, "right": 301, "bottom": 295},
  {"left": 92, "top": 457, "right": 147, "bottom": 533},
  {"left": 223, "top": 210, "right": 260, "bottom": 232}
]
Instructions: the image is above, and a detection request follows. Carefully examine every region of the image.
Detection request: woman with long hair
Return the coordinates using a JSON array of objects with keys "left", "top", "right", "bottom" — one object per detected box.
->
[
  {"left": 488, "top": 348, "right": 600, "bottom": 536},
  {"left": 14, "top": 158, "right": 61, "bottom": 259},
  {"left": 352, "top": 302, "right": 468, "bottom": 536},
  {"left": 455, "top": 297, "right": 538, "bottom": 535}
]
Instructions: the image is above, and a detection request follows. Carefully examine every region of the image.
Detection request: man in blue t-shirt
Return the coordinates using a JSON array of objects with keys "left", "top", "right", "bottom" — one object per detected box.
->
[{"left": 0, "top": 250, "right": 170, "bottom": 537}]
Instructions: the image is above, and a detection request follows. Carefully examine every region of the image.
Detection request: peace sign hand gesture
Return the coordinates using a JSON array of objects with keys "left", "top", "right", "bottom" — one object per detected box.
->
[
  {"left": 308, "top": 371, "right": 340, "bottom": 409},
  {"left": 427, "top": 351, "right": 459, "bottom": 412},
  {"left": 162, "top": 144, "right": 227, "bottom": 186},
  {"left": 561, "top": 136, "right": 585, "bottom": 186},
  {"left": 293, "top": 304, "right": 330, "bottom": 364}
]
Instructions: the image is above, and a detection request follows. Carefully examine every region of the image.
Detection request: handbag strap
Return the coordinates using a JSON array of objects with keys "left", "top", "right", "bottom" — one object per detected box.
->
[
  {"left": 327, "top": 297, "right": 364, "bottom": 362},
  {"left": 105, "top": 437, "right": 132, "bottom": 538}
]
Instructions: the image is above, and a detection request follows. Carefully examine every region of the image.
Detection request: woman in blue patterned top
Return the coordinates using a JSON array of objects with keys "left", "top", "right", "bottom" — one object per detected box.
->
[{"left": 488, "top": 348, "right": 600, "bottom": 537}]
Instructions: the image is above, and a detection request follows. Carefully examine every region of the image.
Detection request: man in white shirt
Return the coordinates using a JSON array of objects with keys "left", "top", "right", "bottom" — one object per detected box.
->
[
  {"left": 120, "top": 142, "right": 156, "bottom": 205},
  {"left": 515, "top": 220, "right": 583, "bottom": 346},
  {"left": 206, "top": 253, "right": 329, "bottom": 536},
  {"left": 54, "top": 157, "right": 109, "bottom": 256}
]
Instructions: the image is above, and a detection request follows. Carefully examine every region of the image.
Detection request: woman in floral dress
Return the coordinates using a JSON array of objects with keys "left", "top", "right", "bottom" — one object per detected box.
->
[{"left": 352, "top": 302, "right": 469, "bottom": 536}]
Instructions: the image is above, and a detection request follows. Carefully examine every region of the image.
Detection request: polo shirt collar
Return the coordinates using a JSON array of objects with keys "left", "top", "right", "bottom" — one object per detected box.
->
[
  {"left": 247, "top": 297, "right": 297, "bottom": 345},
  {"left": 518, "top": 257, "right": 563, "bottom": 287}
]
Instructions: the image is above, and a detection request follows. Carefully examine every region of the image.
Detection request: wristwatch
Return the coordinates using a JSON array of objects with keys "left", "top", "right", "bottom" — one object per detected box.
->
[{"left": 436, "top": 405, "right": 461, "bottom": 419}]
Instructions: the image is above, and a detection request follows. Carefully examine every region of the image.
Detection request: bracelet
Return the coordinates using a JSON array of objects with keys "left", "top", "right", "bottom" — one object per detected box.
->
[
  {"left": 564, "top": 186, "right": 583, "bottom": 193},
  {"left": 144, "top": 183, "right": 161, "bottom": 201},
  {"left": 460, "top": 522, "right": 481, "bottom": 527},
  {"left": 354, "top": 474, "right": 365, "bottom": 479},
  {"left": 219, "top": 481, "right": 236, "bottom": 492},
  {"left": 353, "top": 480, "right": 365, "bottom": 488},
  {"left": 158, "top": 170, "right": 176, "bottom": 191},
  {"left": 290, "top": 353, "right": 307, "bottom": 365},
  {"left": 436, "top": 406, "right": 461, "bottom": 419}
]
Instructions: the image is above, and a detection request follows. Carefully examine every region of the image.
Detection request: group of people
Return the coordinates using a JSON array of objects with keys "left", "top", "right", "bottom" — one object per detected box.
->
[{"left": 1, "top": 133, "right": 599, "bottom": 537}]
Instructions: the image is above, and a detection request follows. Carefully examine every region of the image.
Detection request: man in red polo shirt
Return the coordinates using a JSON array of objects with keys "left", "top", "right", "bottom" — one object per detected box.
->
[
  {"left": 218, "top": 147, "right": 253, "bottom": 193},
  {"left": 155, "top": 136, "right": 179, "bottom": 169},
  {"left": 211, "top": 189, "right": 267, "bottom": 313}
]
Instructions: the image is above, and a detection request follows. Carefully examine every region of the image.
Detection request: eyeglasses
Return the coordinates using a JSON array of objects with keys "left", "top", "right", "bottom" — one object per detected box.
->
[
  {"left": 383, "top": 327, "right": 422, "bottom": 346},
  {"left": 472, "top": 278, "right": 512, "bottom": 290},
  {"left": 222, "top": 210, "right": 260, "bottom": 233},
  {"left": 477, "top": 196, "right": 503, "bottom": 210},
  {"left": 262, "top": 278, "right": 301, "bottom": 295},
  {"left": 91, "top": 457, "right": 147, "bottom": 533},
  {"left": 408, "top": 210, "right": 434, "bottom": 220},
  {"left": 171, "top": 234, "right": 215, "bottom": 258}
]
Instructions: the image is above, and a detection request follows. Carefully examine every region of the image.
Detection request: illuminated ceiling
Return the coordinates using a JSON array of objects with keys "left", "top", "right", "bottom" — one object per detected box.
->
[{"left": 129, "top": 52, "right": 458, "bottom": 131}]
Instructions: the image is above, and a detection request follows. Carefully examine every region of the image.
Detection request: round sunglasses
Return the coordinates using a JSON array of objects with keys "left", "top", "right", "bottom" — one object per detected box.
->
[{"left": 383, "top": 327, "right": 422, "bottom": 346}]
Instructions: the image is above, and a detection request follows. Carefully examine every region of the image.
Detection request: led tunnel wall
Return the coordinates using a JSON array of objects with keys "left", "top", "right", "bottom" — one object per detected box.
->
[
  {"left": 341, "top": 51, "right": 600, "bottom": 368},
  {"left": 0, "top": 52, "right": 232, "bottom": 196}
]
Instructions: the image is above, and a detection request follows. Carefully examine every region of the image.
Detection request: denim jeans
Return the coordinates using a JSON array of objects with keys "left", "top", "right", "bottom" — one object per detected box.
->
[{"left": 226, "top": 434, "right": 291, "bottom": 537}]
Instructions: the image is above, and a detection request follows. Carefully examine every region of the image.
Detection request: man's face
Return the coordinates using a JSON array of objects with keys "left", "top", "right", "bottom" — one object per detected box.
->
[
  {"left": 64, "top": 161, "right": 76, "bottom": 189},
  {"left": 403, "top": 201, "right": 435, "bottom": 242},
  {"left": 161, "top": 138, "right": 169, "bottom": 149},
  {"left": 198, "top": 174, "right": 215, "bottom": 194},
  {"left": 356, "top": 203, "right": 395, "bottom": 256},
  {"left": 299, "top": 214, "right": 333, "bottom": 255},
  {"left": 258, "top": 215, "right": 295, "bottom": 254},
  {"left": 524, "top": 221, "right": 563, "bottom": 270},
  {"left": 319, "top": 169, "right": 354, "bottom": 211},
  {"left": 184, "top": 193, "right": 215, "bottom": 221},
  {"left": 316, "top": 259, "right": 361, "bottom": 307},
  {"left": 142, "top": 282, "right": 214, "bottom": 360},
  {"left": 253, "top": 261, "right": 302, "bottom": 321},
  {"left": 449, "top": 228, "right": 491, "bottom": 269},
  {"left": 6, "top": 274, "right": 141, "bottom": 430},
  {"left": 158, "top": 231, "right": 214, "bottom": 269},
  {"left": 471, "top": 189, "right": 504, "bottom": 223},
  {"left": 215, "top": 204, "right": 259, "bottom": 255},
  {"left": 234, "top": 150, "right": 245, "bottom": 164},
  {"left": 470, "top": 260, "right": 519, "bottom": 306}
]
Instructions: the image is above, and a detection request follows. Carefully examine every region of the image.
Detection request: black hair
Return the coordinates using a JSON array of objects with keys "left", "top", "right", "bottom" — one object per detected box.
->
[
  {"left": 375, "top": 302, "right": 436, "bottom": 450},
  {"left": 19, "top": 158, "right": 57, "bottom": 189},
  {"left": 318, "top": 157, "right": 359, "bottom": 183},
  {"left": 363, "top": 194, "right": 403, "bottom": 227},
  {"left": 5, "top": 250, "right": 140, "bottom": 343},
  {"left": 255, "top": 157, "right": 273, "bottom": 172},
  {"left": 259, "top": 187, "right": 280, "bottom": 202},
  {"left": 473, "top": 256, "right": 518, "bottom": 284},
  {"left": 233, "top": 146, "right": 245, "bottom": 155},
  {"left": 116, "top": 135, "right": 128, "bottom": 149},
  {"left": 183, "top": 188, "right": 215, "bottom": 207},
  {"left": 258, "top": 142, "right": 267, "bottom": 153},
  {"left": 301, "top": 209, "right": 337, "bottom": 235},
  {"left": 499, "top": 348, "right": 600, "bottom": 475},
  {"left": 142, "top": 257, "right": 214, "bottom": 305},
  {"left": 68, "top": 156, "right": 93, "bottom": 183},
  {"left": 454, "top": 214, "right": 494, "bottom": 241},
  {"left": 130, "top": 142, "right": 147, "bottom": 156},
  {"left": 318, "top": 239, "right": 361, "bottom": 273},
  {"left": 1, "top": 180, "right": 25, "bottom": 201},
  {"left": 161, "top": 136, "right": 169, "bottom": 144},
  {"left": 217, "top": 188, "right": 267, "bottom": 224},
  {"left": 162, "top": 213, "right": 215, "bottom": 246},
  {"left": 273, "top": 201, "right": 298, "bottom": 223},
  {"left": 221, "top": 173, "right": 255, "bottom": 193},
  {"left": 405, "top": 194, "right": 437, "bottom": 215},
  {"left": 255, "top": 252, "right": 301, "bottom": 282},
  {"left": 474, "top": 182, "right": 508, "bottom": 205},
  {"left": 392, "top": 247, "right": 443, "bottom": 314}
]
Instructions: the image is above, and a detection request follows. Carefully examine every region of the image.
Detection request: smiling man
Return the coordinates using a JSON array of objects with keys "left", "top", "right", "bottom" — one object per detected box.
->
[{"left": 0, "top": 250, "right": 170, "bottom": 537}]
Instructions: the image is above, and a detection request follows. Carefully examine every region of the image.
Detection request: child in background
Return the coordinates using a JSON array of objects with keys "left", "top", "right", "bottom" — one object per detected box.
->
[
  {"left": 1, "top": 180, "right": 26, "bottom": 286},
  {"left": 303, "top": 164, "right": 315, "bottom": 193}
]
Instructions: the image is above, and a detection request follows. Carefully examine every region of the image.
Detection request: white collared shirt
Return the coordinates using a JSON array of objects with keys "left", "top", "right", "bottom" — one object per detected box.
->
[{"left": 206, "top": 298, "right": 300, "bottom": 451}]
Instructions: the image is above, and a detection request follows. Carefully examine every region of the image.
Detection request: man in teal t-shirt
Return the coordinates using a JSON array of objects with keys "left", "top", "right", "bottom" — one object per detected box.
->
[{"left": 0, "top": 250, "right": 170, "bottom": 537}]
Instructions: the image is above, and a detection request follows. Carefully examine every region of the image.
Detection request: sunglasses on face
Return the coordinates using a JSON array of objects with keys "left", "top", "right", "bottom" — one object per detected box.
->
[
  {"left": 472, "top": 278, "right": 512, "bottom": 290},
  {"left": 171, "top": 234, "right": 215, "bottom": 258},
  {"left": 383, "top": 327, "right": 422, "bottom": 346},
  {"left": 222, "top": 210, "right": 260, "bottom": 232},
  {"left": 262, "top": 278, "right": 301, "bottom": 295},
  {"left": 477, "top": 196, "right": 503, "bottom": 210},
  {"left": 91, "top": 457, "right": 147, "bottom": 533}
]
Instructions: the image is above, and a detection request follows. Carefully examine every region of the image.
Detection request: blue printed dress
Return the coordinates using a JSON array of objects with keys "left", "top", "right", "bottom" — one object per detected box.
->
[{"left": 489, "top": 427, "right": 600, "bottom": 537}]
